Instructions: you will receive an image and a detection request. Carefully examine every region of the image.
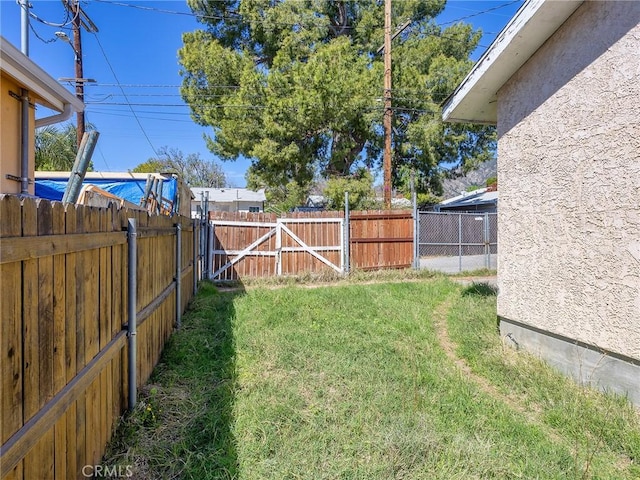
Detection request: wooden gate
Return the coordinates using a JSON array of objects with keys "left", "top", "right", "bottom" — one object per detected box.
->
[{"left": 210, "top": 217, "right": 344, "bottom": 280}]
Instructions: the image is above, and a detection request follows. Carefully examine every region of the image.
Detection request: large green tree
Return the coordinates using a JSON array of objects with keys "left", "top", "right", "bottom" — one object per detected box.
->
[
  {"left": 180, "top": 0, "right": 495, "bottom": 195},
  {"left": 133, "top": 146, "right": 228, "bottom": 188}
]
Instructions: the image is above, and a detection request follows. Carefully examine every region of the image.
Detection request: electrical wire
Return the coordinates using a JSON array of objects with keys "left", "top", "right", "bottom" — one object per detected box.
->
[
  {"left": 92, "top": 0, "right": 240, "bottom": 22},
  {"left": 28, "top": 22, "right": 58, "bottom": 44},
  {"left": 438, "top": 0, "right": 522, "bottom": 26},
  {"left": 91, "top": 32, "right": 161, "bottom": 158},
  {"left": 91, "top": 0, "right": 520, "bottom": 35},
  {"left": 23, "top": 0, "right": 79, "bottom": 28}
]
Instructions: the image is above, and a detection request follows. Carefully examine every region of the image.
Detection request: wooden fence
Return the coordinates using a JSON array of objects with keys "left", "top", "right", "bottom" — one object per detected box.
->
[
  {"left": 349, "top": 210, "right": 413, "bottom": 270},
  {"left": 0, "top": 195, "right": 196, "bottom": 480},
  {"left": 207, "top": 209, "right": 413, "bottom": 279}
]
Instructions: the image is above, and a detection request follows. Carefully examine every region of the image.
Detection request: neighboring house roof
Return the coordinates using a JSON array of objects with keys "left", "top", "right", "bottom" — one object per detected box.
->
[
  {"left": 1, "top": 36, "right": 84, "bottom": 126},
  {"left": 305, "top": 195, "right": 328, "bottom": 208},
  {"left": 442, "top": 0, "right": 583, "bottom": 124},
  {"left": 436, "top": 188, "right": 498, "bottom": 211},
  {"left": 191, "top": 187, "right": 266, "bottom": 203}
]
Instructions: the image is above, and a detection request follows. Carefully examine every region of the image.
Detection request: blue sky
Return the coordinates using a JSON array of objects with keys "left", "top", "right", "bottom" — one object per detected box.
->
[{"left": 1, "top": 0, "right": 523, "bottom": 187}]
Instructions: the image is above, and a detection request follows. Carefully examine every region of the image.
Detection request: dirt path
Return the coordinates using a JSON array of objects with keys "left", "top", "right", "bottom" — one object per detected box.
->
[{"left": 431, "top": 295, "right": 571, "bottom": 449}]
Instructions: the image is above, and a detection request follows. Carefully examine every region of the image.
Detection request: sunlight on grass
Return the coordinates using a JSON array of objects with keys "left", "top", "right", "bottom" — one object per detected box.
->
[{"left": 103, "top": 278, "right": 640, "bottom": 479}]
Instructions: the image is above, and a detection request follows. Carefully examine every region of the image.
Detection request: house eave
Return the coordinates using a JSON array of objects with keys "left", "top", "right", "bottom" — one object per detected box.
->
[
  {"left": 442, "top": 0, "right": 583, "bottom": 125},
  {"left": 0, "top": 36, "right": 84, "bottom": 114}
]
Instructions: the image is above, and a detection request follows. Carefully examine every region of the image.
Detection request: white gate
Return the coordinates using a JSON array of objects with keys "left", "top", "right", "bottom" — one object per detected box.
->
[{"left": 210, "top": 217, "right": 344, "bottom": 280}]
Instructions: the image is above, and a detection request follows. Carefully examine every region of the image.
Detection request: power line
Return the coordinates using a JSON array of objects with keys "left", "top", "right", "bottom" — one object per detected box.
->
[
  {"left": 93, "top": 0, "right": 241, "bottom": 21},
  {"left": 28, "top": 22, "right": 57, "bottom": 44},
  {"left": 438, "top": 0, "right": 523, "bottom": 27},
  {"left": 92, "top": 0, "right": 521, "bottom": 37},
  {"left": 26, "top": 1, "right": 78, "bottom": 28},
  {"left": 91, "top": 32, "right": 161, "bottom": 158}
]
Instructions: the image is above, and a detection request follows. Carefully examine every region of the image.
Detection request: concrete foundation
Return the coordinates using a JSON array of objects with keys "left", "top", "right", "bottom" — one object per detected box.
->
[{"left": 499, "top": 316, "right": 640, "bottom": 406}]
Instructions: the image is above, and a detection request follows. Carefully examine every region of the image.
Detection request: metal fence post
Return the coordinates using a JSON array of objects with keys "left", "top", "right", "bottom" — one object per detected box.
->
[
  {"left": 200, "top": 217, "right": 206, "bottom": 278},
  {"left": 208, "top": 222, "right": 214, "bottom": 280},
  {"left": 127, "top": 218, "right": 137, "bottom": 411},
  {"left": 275, "top": 220, "right": 282, "bottom": 276},
  {"left": 412, "top": 188, "right": 418, "bottom": 269},
  {"left": 175, "top": 223, "right": 182, "bottom": 329},
  {"left": 458, "top": 213, "right": 463, "bottom": 273},
  {"left": 344, "top": 191, "right": 350, "bottom": 274},
  {"left": 193, "top": 218, "right": 198, "bottom": 295},
  {"left": 484, "top": 212, "right": 490, "bottom": 269}
]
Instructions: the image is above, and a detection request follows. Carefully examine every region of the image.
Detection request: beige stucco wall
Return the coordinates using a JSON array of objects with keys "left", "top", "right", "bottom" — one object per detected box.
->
[
  {"left": 1, "top": 72, "right": 35, "bottom": 195},
  {"left": 496, "top": 1, "right": 640, "bottom": 360}
]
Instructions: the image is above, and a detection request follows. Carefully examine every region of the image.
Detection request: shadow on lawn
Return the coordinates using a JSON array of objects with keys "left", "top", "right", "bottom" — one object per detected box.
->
[
  {"left": 184, "top": 281, "right": 244, "bottom": 479},
  {"left": 461, "top": 282, "right": 498, "bottom": 297},
  {"left": 148, "top": 281, "right": 244, "bottom": 479}
]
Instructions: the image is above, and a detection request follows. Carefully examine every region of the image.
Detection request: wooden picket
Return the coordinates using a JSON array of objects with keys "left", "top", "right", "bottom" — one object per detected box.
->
[{"left": 0, "top": 195, "right": 197, "bottom": 480}]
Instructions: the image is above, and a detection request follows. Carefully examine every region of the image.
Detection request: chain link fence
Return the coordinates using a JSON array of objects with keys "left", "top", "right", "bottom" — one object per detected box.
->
[{"left": 417, "top": 211, "right": 497, "bottom": 273}]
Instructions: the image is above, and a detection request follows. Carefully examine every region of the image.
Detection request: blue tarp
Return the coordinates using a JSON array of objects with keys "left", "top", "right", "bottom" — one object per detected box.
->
[{"left": 35, "top": 176, "right": 178, "bottom": 206}]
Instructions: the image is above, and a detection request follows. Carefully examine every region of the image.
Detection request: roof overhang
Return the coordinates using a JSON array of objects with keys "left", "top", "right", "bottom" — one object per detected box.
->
[
  {"left": 442, "top": 0, "right": 583, "bottom": 125},
  {"left": 0, "top": 36, "right": 84, "bottom": 114}
]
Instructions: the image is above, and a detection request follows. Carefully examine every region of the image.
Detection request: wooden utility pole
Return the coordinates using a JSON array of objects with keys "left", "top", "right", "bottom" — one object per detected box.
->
[
  {"left": 62, "top": 0, "right": 98, "bottom": 148},
  {"left": 71, "top": 0, "right": 85, "bottom": 149},
  {"left": 383, "top": 0, "right": 392, "bottom": 209}
]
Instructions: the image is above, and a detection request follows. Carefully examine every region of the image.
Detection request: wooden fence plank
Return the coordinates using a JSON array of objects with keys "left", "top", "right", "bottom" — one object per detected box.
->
[
  {"left": 37, "top": 199, "right": 55, "bottom": 408},
  {"left": 34, "top": 210, "right": 57, "bottom": 479},
  {"left": 63, "top": 204, "right": 77, "bottom": 480},
  {"left": 73, "top": 205, "right": 87, "bottom": 480},
  {"left": 22, "top": 198, "right": 50, "bottom": 480},
  {"left": 51, "top": 202, "right": 67, "bottom": 480},
  {"left": 21, "top": 198, "right": 39, "bottom": 422},
  {"left": 0, "top": 197, "right": 23, "bottom": 480}
]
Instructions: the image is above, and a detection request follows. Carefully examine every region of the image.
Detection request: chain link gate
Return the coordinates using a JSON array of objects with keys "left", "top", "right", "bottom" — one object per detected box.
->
[{"left": 416, "top": 211, "right": 497, "bottom": 273}]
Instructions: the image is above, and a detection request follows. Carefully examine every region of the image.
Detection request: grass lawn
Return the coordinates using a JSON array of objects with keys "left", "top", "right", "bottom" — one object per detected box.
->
[{"left": 104, "top": 275, "right": 640, "bottom": 479}]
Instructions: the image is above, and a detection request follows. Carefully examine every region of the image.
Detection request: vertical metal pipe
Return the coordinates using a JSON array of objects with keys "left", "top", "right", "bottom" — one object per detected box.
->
[
  {"left": 275, "top": 221, "right": 282, "bottom": 276},
  {"left": 207, "top": 223, "right": 214, "bottom": 279},
  {"left": 19, "top": 0, "right": 30, "bottom": 193},
  {"left": 127, "top": 218, "right": 137, "bottom": 411},
  {"left": 193, "top": 218, "right": 198, "bottom": 295},
  {"left": 20, "top": 89, "right": 30, "bottom": 195},
  {"left": 20, "top": 0, "right": 29, "bottom": 55},
  {"left": 344, "top": 191, "right": 350, "bottom": 274},
  {"left": 175, "top": 223, "right": 182, "bottom": 329},
  {"left": 412, "top": 183, "right": 418, "bottom": 269},
  {"left": 484, "top": 213, "right": 490, "bottom": 269},
  {"left": 458, "top": 214, "right": 463, "bottom": 273}
]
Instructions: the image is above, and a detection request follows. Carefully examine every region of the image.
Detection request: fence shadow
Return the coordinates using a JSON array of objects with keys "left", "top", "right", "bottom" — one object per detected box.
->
[
  {"left": 169, "top": 280, "right": 244, "bottom": 478},
  {"left": 104, "top": 281, "right": 244, "bottom": 479}
]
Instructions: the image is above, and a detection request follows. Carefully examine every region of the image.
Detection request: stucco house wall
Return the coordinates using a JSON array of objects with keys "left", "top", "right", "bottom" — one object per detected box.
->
[
  {"left": 489, "top": 1, "right": 640, "bottom": 403},
  {"left": 442, "top": 0, "right": 640, "bottom": 404},
  {"left": 496, "top": 0, "right": 640, "bottom": 362},
  {"left": 0, "top": 72, "right": 34, "bottom": 194}
]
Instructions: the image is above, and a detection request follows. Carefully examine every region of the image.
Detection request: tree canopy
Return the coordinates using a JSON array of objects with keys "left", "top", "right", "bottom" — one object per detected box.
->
[
  {"left": 180, "top": 0, "right": 495, "bottom": 195},
  {"left": 35, "top": 123, "right": 94, "bottom": 172},
  {"left": 133, "top": 146, "right": 227, "bottom": 188}
]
